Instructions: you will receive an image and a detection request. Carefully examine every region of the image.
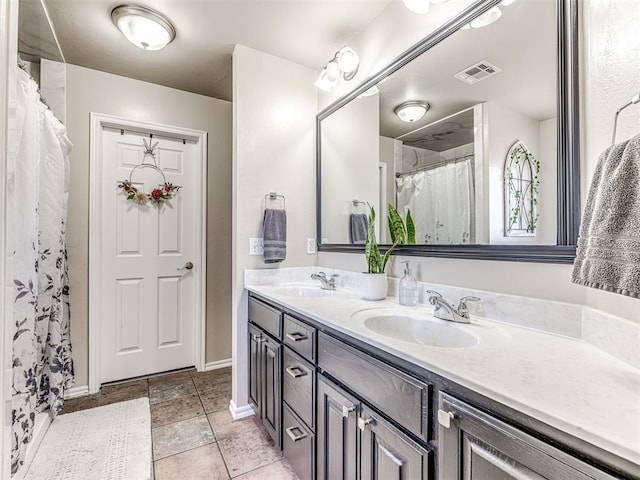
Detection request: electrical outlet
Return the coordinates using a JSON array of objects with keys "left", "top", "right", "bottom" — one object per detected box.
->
[
  {"left": 249, "top": 237, "right": 264, "bottom": 255},
  {"left": 307, "top": 238, "right": 316, "bottom": 254}
]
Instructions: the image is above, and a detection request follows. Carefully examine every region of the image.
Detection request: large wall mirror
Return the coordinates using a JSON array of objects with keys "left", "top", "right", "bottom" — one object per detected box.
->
[{"left": 316, "top": 0, "right": 579, "bottom": 263}]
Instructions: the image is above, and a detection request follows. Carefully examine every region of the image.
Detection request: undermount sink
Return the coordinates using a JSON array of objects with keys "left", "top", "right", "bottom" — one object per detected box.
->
[
  {"left": 360, "top": 312, "right": 479, "bottom": 348},
  {"left": 272, "top": 285, "right": 334, "bottom": 298}
]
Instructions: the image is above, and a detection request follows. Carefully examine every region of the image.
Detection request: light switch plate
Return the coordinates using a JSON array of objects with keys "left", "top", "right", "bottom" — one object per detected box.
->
[
  {"left": 249, "top": 237, "right": 264, "bottom": 255},
  {"left": 307, "top": 238, "right": 316, "bottom": 254}
]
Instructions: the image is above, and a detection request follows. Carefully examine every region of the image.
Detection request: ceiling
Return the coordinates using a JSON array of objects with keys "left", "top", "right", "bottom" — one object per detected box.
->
[
  {"left": 36, "top": 0, "right": 393, "bottom": 101},
  {"left": 376, "top": 0, "right": 557, "bottom": 139}
]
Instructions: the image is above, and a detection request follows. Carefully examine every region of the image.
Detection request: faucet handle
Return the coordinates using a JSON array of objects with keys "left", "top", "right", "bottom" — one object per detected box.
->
[
  {"left": 457, "top": 296, "right": 481, "bottom": 317},
  {"left": 425, "top": 290, "right": 442, "bottom": 305}
]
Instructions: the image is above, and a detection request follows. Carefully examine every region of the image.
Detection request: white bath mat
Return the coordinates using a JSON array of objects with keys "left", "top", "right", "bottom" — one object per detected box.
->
[{"left": 24, "top": 398, "right": 151, "bottom": 480}]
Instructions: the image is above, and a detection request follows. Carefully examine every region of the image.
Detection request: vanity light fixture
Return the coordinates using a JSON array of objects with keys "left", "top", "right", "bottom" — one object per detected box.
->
[
  {"left": 501, "top": 0, "right": 518, "bottom": 5},
  {"left": 314, "top": 46, "right": 360, "bottom": 92},
  {"left": 403, "top": 0, "right": 450, "bottom": 14},
  {"left": 470, "top": 6, "right": 502, "bottom": 28},
  {"left": 395, "top": 101, "right": 429, "bottom": 123},
  {"left": 111, "top": 5, "right": 176, "bottom": 51}
]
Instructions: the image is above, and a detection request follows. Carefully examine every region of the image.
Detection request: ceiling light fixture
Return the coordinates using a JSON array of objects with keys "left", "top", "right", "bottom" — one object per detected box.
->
[
  {"left": 314, "top": 46, "right": 360, "bottom": 92},
  {"left": 403, "top": 0, "right": 430, "bottom": 14},
  {"left": 394, "top": 101, "right": 429, "bottom": 122},
  {"left": 470, "top": 6, "right": 502, "bottom": 28},
  {"left": 501, "top": 0, "right": 518, "bottom": 5},
  {"left": 111, "top": 5, "right": 176, "bottom": 51}
]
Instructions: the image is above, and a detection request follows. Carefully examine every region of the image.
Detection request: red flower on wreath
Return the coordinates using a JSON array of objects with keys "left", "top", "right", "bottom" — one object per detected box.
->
[{"left": 151, "top": 188, "right": 164, "bottom": 201}]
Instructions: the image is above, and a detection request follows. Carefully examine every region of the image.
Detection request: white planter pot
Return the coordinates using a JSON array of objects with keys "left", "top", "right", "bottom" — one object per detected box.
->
[{"left": 360, "top": 272, "right": 388, "bottom": 300}]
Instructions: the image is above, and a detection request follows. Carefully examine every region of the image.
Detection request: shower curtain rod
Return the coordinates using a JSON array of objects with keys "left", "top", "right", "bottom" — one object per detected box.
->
[{"left": 395, "top": 153, "right": 474, "bottom": 178}]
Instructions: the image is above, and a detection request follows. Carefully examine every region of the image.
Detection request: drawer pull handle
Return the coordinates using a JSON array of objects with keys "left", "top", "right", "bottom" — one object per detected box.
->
[
  {"left": 286, "top": 426, "right": 308, "bottom": 442},
  {"left": 286, "top": 332, "right": 308, "bottom": 342},
  {"left": 342, "top": 405, "right": 355, "bottom": 418},
  {"left": 357, "top": 417, "right": 372, "bottom": 431},
  {"left": 251, "top": 333, "right": 262, "bottom": 342},
  {"left": 286, "top": 366, "right": 308, "bottom": 378},
  {"left": 437, "top": 409, "right": 456, "bottom": 429}
]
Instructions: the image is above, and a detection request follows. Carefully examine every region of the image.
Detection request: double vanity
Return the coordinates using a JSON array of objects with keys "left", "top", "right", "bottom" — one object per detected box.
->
[{"left": 244, "top": 268, "right": 640, "bottom": 480}]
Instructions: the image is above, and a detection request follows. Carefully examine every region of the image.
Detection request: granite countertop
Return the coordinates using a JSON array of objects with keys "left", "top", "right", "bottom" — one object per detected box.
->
[{"left": 244, "top": 278, "right": 640, "bottom": 469}]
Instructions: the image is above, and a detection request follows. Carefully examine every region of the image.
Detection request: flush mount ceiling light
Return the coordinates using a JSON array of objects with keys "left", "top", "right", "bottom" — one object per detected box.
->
[
  {"left": 111, "top": 5, "right": 176, "bottom": 51},
  {"left": 394, "top": 101, "right": 429, "bottom": 122},
  {"left": 314, "top": 46, "right": 360, "bottom": 92},
  {"left": 470, "top": 6, "right": 502, "bottom": 28}
]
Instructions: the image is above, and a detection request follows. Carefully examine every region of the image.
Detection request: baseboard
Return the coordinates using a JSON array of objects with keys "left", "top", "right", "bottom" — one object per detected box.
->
[
  {"left": 64, "top": 385, "right": 89, "bottom": 399},
  {"left": 229, "top": 400, "right": 255, "bottom": 420},
  {"left": 204, "top": 358, "right": 232, "bottom": 371},
  {"left": 12, "top": 412, "right": 52, "bottom": 479}
]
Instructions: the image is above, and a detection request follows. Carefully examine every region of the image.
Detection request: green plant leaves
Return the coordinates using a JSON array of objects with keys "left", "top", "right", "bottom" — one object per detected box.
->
[
  {"left": 387, "top": 204, "right": 406, "bottom": 245},
  {"left": 405, "top": 210, "right": 416, "bottom": 244}
]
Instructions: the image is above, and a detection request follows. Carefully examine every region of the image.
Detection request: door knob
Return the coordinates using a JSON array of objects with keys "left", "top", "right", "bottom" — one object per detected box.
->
[{"left": 178, "top": 262, "right": 194, "bottom": 271}]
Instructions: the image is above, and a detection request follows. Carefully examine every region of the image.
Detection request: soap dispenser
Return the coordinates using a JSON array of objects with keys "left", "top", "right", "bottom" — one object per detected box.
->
[{"left": 399, "top": 261, "right": 418, "bottom": 306}]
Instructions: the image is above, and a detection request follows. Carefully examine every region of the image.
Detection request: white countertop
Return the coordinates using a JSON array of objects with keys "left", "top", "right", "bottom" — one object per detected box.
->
[{"left": 245, "top": 281, "right": 640, "bottom": 468}]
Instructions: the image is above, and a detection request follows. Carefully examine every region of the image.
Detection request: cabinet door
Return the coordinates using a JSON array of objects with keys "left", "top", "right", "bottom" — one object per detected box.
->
[
  {"left": 438, "top": 393, "right": 618, "bottom": 480},
  {"left": 262, "top": 335, "right": 281, "bottom": 448},
  {"left": 317, "top": 375, "right": 358, "bottom": 480},
  {"left": 248, "top": 324, "right": 263, "bottom": 414},
  {"left": 360, "top": 406, "right": 429, "bottom": 480}
]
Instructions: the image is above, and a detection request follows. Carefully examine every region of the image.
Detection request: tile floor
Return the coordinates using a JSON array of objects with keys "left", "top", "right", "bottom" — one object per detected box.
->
[{"left": 62, "top": 367, "right": 299, "bottom": 480}]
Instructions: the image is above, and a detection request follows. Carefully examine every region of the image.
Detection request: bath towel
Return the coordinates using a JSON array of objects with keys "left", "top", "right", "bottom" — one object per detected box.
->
[
  {"left": 349, "top": 213, "right": 368, "bottom": 244},
  {"left": 572, "top": 133, "right": 640, "bottom": 298},
  {"left": 263, "top": 208, "right": 287, "bottom": 263}
]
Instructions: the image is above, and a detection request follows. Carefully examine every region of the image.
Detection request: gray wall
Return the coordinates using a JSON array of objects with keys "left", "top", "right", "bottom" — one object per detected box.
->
[{"left": 66, "top": 64, "right": 233, "bottom": 386}]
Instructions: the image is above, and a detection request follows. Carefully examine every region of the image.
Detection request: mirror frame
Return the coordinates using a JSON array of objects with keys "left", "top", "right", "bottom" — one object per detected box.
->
[{"left": 316, "top": 0, "right": 579, "bottom": 264}]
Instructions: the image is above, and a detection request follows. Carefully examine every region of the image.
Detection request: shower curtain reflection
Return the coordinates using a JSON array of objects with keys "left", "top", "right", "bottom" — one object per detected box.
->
[{"left": 396, "top": 157, "right": 475, "bottom": 244}]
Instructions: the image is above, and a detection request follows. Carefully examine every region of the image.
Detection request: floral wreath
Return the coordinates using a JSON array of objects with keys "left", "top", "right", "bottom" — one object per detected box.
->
[{"left": 117, "top": 139, "right": 182, "bottom": 206}]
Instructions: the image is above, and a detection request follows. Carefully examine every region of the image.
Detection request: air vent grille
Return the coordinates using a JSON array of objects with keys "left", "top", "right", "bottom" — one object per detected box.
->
[{"left": 454, "top": 60, "right": 501, "bottom": 85}]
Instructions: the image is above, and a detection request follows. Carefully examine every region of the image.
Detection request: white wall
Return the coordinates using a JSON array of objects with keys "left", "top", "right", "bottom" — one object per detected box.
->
[
  {"left": 231, "top": 45, "right": 317, "bottom": 415},
  {"left": 65, "top": 64, "right": 233, "bottom": 386},
  {"left": 321, "top": 93, "right": 379, "bottom": 244},
  {"left": 582, "top": 0, "right": 640, "bottom": 322},
  {"left": 317, "top": 0, "right": 640, "bottom": 325}
]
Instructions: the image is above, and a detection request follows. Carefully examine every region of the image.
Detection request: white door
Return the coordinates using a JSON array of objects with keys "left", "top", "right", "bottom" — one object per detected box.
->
[{"left": 99, "top": 127, "right": 198, "bottom": 383}]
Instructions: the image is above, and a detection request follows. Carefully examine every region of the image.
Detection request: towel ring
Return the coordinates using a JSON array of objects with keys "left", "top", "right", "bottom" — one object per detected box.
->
[
  {"left": 265, "top": 192, "right": 286, "bottom": 209},
  {"left": 350, "top": 199, "right": 367, "bottom": 214}
]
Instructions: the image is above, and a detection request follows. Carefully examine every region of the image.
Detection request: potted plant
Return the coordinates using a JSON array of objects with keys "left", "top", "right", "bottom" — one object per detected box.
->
[{"left": 361, "top": 204, "right": 415, "bottom": 300}]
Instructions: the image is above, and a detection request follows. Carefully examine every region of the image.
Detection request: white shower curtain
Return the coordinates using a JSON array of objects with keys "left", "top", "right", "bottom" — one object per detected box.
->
[
  {"left": 9, "top": 66, "right": 74, "bottom": 475},
  {"left": 396, "top": 159, "right": 475, "bottom": 244}
]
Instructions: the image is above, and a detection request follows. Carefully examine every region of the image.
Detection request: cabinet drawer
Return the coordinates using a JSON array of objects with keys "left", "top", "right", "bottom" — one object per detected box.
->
[
  {"left": 249, "top": 297, "right": 282, "bottom": 339},
  {"left": 318, "top": 332, "right": 430, "bottom": 441},
  {"left": 283, "top": 347, "right": 315, "bottom": 430},
  {"left": 283, "top": 404, "right": 314, "bottom": 480},
  {"left": 283, "top": 314, "right": 315, "bottom": 362}
]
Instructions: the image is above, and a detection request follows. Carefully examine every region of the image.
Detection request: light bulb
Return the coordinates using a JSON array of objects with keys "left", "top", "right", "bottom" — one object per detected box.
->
[
  {"left": 470, "top": 6, "right": 502, "bottom": 28},
  {"left": 325, "top": 61, "right": 340, "bottom": 83},
  {"left": 402, "top": 0, "right": 430, "bottom": 15},
  {"left": 337, "top": 47, "right": 359, "bottom": 74},
  {"left": 501, "top": 0, "right": 518, "bottom": 5}
]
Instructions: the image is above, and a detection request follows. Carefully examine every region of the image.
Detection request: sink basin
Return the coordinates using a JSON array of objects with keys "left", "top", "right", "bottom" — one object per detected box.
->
[
  {"left": 272, "top": 285, "right": 333, "bottom": 298},
  {"left": 362, "top": 313, "right": 478, "bottom": 348}
]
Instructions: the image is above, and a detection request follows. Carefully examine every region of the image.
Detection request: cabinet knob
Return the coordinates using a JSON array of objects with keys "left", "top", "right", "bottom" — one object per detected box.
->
[
  {"left": 342, "top": 405, "right": 355, "bottom": 418},
  {"left": 357, "top": 416, "right": 373, "bottom": 431},
  {"left": 437, "top": 409, "right": 456, "bottom": 429}
]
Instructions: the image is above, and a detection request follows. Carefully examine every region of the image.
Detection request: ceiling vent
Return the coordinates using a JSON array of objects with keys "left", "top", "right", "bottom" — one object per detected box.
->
[{"left": 454, "top": 60, "right": 501, "bottom": 85}]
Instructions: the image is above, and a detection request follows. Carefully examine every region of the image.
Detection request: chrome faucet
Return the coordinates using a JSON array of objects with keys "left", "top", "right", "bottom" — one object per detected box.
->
[
  {"left": 311, "top": 272, "right": 339, "bottom": 290},
  {"left": 425, "top": 290, "right": 481, "bottom": 324}
]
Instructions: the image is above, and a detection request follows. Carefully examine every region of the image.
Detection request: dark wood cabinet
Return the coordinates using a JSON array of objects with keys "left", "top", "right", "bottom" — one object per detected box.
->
[
  {"left": 261, "top": 334, "right": 281, "bottom": 446},
  {"left": 316, "top": 375, "right": 358, "bottom": 480},
  {"left": 438, "top": 393, "right": 618, "bottom": 480},
  {"left": 360, "top": 405, "right": 429, "bottom": 480}
]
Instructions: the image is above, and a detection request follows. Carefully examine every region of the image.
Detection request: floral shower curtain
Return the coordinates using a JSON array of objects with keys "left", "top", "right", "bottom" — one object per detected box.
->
[{"left": 9, "top": 66, "right": 74, "bottom": 475}]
